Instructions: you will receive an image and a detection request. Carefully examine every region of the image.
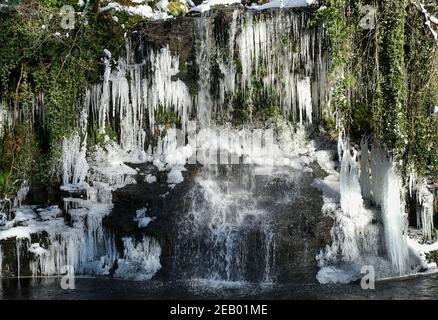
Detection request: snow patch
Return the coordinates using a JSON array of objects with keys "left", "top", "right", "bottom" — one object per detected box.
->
[
  {"left": 145, "top": 174, "right": 157, "bottom": 184},
  {"left": 190, "top": 0, "right": 241, "bottom": 13},
  {"left": 316, "top": 266, "right": 356, "bottom": 284},
  {"left": 248, "top": 0, "right": 316, "bottom": 11},
  {"left": 167, "top": 168, "right": 184, "bottom": 184},
  {"left": 134, "top": 208, "right": 156, "bottom": 228}
]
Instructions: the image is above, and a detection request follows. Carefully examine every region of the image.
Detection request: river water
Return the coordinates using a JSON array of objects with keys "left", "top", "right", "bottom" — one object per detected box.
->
[{"left": 1, "top": 274, "right": 438, "bottom": 299}]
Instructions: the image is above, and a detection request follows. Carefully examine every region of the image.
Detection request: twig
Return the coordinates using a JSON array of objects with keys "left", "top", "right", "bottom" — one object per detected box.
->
[
  {"left": 15, "top": 64, "right": 24, "bottom": 94},
  {"left": 411, "top": 1, "right": 438, "bottom": 44},
  {"left": 55, "top": 27, "right": 81, "bottom": 82}
]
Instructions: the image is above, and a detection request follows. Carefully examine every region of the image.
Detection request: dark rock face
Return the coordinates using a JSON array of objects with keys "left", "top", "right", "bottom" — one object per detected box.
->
[
  {"left": 268, "top": 165, "right": 333, "bottom": 283},
  {"left": 106, "top": 163, "right": 201, "bottom": 277}
]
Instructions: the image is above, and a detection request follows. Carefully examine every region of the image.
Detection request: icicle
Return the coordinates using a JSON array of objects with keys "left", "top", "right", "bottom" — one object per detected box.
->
[
  {"left": 13, "top": 181, "right": 29, "bottom": 208},
  {"left": 297, "top": 77, "right": 312, "bottom": 124},
  {"left": 0, "top": 104, "right": 6, "bottom": 139},
  {"left": 98, "top": 54, "right": 112, "bottom": 133},
  {"left": 409, "top": 172, "right": 415, "bottom": 197},
  {"left": 61, "top": 133, "right": 89, "bottom": 188},
  {"left": 360, "top": 137, "right": 371, "bottom": 200},
  {"left": 370, "top": 142, "right": 385, "bottom": 207},
  {"left": 338, "top": 137, "right": 370, "bottom": 261},
  {"left": 382, "top": 163, "right": 409, "bottom": 275},
  {"left": 320, "top": 136, "right": 409, "bottom": 280},
  {"left": 369, "top": 144, "right": 409, "bottom": 274},
  {"left": 16, "top": 238, "right": 22, "bottom": 278},
  {"left": 235, "top": 11, "right": 326, "bottom": 124},
  {"left": 340, "top": 141, "right": 364, "bottom": 218},
  {"left": 416, "top": 180, "right": 435, "bottom": 241}
]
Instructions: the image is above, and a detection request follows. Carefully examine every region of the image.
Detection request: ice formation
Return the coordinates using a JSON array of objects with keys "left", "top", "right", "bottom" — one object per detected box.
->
[
  {"left": 0, "top": 105, "right": 7, "bottom": 138},
  {"left": 359, "top": 138, "right": 371, "bottom": 200},
  {"left": 134, "top": 208, "right": 156, "bottom": 228},
  {"left": 145, "top": 174, "right": 157, "bottom": 184},
  {"left": 83, "top": 10, "right": 328, "bottom": 187},
  {"left": 416, "top": 181, "right": 435, "bottom": 241},
  {"left": 13, "top": 182, "right": 29, "bottom": 208},
  {"left": 0, "top": 137, "right": 163, "bottom": 278},
  {"left": 316, "top": 136, "right": 414, "bottom": 283},
  {"left": 236, "top": 11, "right": 327, "bottom": 124},
  {"left": 369, "top": 144, "right": 409, "bottom": 275},
  {"left": 115, "top": 236, "right": 161, "bottom": 280},
  {"left": 61, "top": 134, "right": 89, "bottom": 190},
  {"left": 407, "top": 173, "right": 435, "bottom": 241}
]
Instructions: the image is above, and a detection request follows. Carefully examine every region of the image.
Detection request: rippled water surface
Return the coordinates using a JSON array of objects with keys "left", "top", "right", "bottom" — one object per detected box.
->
[{"left": 1, "top": 274, "right": 438, "bottom": 299}]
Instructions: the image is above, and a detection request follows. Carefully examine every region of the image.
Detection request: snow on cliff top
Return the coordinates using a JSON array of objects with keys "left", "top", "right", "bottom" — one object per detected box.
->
[
  {"left": 190, "top": 0, "right": 241, "bottom": 13},
  {"left": 190, "top": 0, "right": 316, "bottom": 13},
  {"left": 247, "top": 0, "right": 316, "bottom": 11},
  {"left": 101, "top": 0, "right": 317, "bottom": 18},
  {"left": 101, "top": 2, "right": 159, "bottom": 19}
]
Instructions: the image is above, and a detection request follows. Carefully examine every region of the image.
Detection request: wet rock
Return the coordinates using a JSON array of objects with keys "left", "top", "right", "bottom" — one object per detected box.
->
[{"left": 0, "top": 213, "right": 6, "bottom": 226}]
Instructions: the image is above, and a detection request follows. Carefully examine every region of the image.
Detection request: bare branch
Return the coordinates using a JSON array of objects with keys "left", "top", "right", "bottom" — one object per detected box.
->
[{"left": 411, "top": 1, "right": 438, "bottom": 44}]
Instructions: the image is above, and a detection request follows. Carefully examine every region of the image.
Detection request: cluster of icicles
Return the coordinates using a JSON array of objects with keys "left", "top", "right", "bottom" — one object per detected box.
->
[
  {"left": 316, "top": 135, "right": 435, "bottom": 283},
  {"left": 0, "top": 116, "right": 162, "bottom": 280},
  {"left": 88, "top": 9, "right": 328, "bottom": 150}
]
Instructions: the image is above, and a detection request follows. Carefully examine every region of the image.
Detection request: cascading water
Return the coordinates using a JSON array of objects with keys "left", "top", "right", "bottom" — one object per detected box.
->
[{"left": 173, "top": 169, "right": 274, "bottom": 282}]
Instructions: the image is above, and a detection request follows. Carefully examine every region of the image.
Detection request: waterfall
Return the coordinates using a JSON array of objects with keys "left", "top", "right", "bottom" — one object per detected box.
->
[
  {"left": 79, "top": 9, "right": 329, "bottom": 284},
  {"left": 174, "top": 174, "right": 274, "bottom": 281}
]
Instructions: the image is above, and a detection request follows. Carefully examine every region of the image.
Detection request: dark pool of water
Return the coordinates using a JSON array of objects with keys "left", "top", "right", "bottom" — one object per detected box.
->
[{"left": 1, "top": 274, "right": 438, "bottom": 299}]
